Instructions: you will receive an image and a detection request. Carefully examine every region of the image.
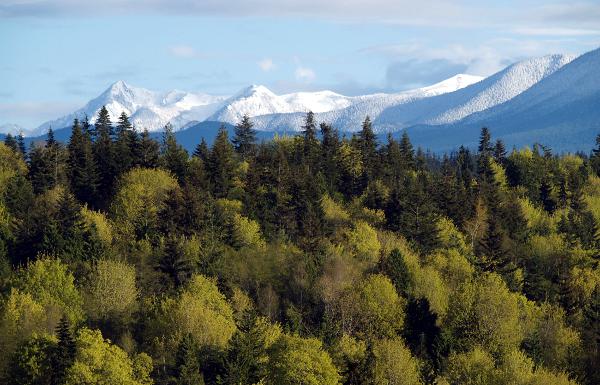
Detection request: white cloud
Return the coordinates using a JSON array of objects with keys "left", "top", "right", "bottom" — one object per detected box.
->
[
  {"left": 295, "top": 66, "right": 316, "bottom": 82},
  {"left": 168, "top": 45, "right": 198, "bottom": 58},
  {"left": 258, "top": 58, "right": 275, "bottom": 72}
]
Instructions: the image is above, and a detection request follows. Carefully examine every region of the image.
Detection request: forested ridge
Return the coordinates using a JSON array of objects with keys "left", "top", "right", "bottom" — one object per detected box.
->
[{"left": 0, "top": 107, "right": 599, "bottom": 385}]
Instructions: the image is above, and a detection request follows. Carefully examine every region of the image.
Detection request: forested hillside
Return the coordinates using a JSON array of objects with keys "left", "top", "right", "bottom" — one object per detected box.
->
[{"left": 1, "top": 107, "right": 599, "bottom": 385}]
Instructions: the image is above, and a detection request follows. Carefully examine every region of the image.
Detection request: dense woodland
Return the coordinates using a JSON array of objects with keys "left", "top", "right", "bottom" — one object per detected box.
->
[{"left": 0, "top": 106, "right": 599, "bottom": 385}]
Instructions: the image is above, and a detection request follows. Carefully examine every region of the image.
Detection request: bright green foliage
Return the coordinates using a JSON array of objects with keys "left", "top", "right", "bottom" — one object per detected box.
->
[
  {"left": 232, "top": 213, "right": 266, "bottom": 249},
  {"left": 0, "top": 289, "right": 47, "bottom": 372},
  {"left": 345, "top": 274, "right": 405, "bottom": 339},
  {"left": 371, "top": 338, "right": 423, "bottom": 385},
  {"left": 267, "top": 334, "right": 341, "bottom": 385},
  {"left": 83, "top": 259, "right": 138, "bottom": 322},
  {"left": 167, "top": 274, "right": 236, "bottom": 349},
  {"left": 12, "top": 258, "right": 84, "bottom": 325},
  {"left": 65, "top": 328, "right": 153, "bottom": 385},
  {"left": 345, "top": 220, "right": 381, "bottom": 264},
  {"left": 111, "top": 167, "right": 178, "bottom": 239}
]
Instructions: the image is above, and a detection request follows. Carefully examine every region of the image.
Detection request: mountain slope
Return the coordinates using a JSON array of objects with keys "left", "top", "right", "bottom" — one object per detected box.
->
[
  {"left": 0, "top": 123, "right": 25, "bottom": 136},
  {"left": 249, "top": 74, "right": 484, "bottom": 132},
  {"left": 404, "top": 47, "right": 600, "bottom": 152},
  {"left": 374, "top": 54, "right": 575, "bottom": 130}
]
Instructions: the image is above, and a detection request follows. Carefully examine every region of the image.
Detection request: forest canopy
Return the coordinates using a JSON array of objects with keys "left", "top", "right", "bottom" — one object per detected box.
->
[{"left": 0, "top": 110, "right": 599, "bottom": 385}]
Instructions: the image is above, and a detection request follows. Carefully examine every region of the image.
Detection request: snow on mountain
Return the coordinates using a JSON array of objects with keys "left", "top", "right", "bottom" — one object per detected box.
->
[
  {"left": 374, "top": 54, "right": 576, "bottom": 130},
  {"left": 0, "top": 123, "right": 26, "bottom": 136},
  {"left": 417, "top": 47, "right": 600, "bottom": 152},
  {"left": 34, "top": 81, "right": 227, "bottom": 135},
  {"left": 250, "top": 74, "right": 484, "bottom": 132}
]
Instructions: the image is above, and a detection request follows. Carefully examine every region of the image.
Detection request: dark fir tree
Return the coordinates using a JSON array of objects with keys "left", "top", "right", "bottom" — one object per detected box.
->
[
  {"left": 138, "top": 128, "right": 160, "bottom": 168},
  {"left": 358, "top": 116, "right": 378, "bottom": 182},
  {"left": 207, "top": 125, "right": 236, "bottom": 198},
  {"left": 51, "top": 315, "right": 77, "bottom": 385},
  {"left": 93, "top": 106, "right": 116, "bottom": 205},
  {"left": 493, "top": 139, "right": 507, "bottom": 164},
  {"left": 399, "top": 130, "right": 415, "bottom": 170},
  {"left": 160, "top": 123, "right": 189, "bottom": 183},
  {"left": 4, "top": 133, "right": 18, "bottom": 153},
  {"left": 478, "top": 127, "right": 493, "bottom": 155},
  {"left": 302, "top": 111, "right": 319, "bottom": 169},
  {"left": 67, "top": 118, "right": 97, "bottom": 206},
  {"left": 232, "top": 114, "right": 257, "bottom": 160},
  {"left": 28, "top": 144, "right": 55, "bottom": 194},
  {"left": 114, "top": 112, "right": 136, "bottom": 176},
  {"left": 193, "top": 138, "right": 210, "bottom": 162},
  {"left": 174, "top": 333, "right": 204, "bottom": 385},
  {"left": 17, "top": 132, "right": 26, "bottom": 157},
  {"left": 320, "top": 122, "right": 340, "bottom": 192}
]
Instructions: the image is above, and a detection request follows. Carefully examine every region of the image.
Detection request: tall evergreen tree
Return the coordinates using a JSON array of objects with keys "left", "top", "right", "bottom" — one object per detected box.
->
[
  {"left": 399, "top": 131, "right": 415, "bottom": 170},
  {"left": 493, "top": 139, "right": 507, "bottom": 164},
  {"left": 4, "top": 133, "right": 18, "bottom": 153},
  {"left": 193, "top": 138, "right": 210, "bottom": 162},
  {"left": 478, "top": 127, "right": 493, "bottom": 155},
  {"left": 302, "top": 111, "right": 319, "bottom": 169},
  {"left": 114, "top": 112, "right": 136, "bottom": 176},
  {"left": 232, "top": 114, "right": 257, "bottom": 160},
  {"left": 320, "top": 122, "right": 340, "bottom": 192},
  {"left": 174, "top": 334, "right": 204, "bottom": 385},
  {"left": 160, "top": 123, "right": 189, "bottom": 183},
  {"left": 17, "top": 132, "right": 26, "bottom": 157},
  {"left": 93, "top": 106, "right": 116, "bottom": 205},
  {"left": 207, "top": 125, "right": 236, "bottom": 198},
  {"left": 51, "top": 315, "right": 77, "bottom": 385},
  {"left": 358, "top": 116, "right": 378, "bottom": 182},
  {"left": 67, "top": 118, "right": 98, "bottom": 205},
  {"left": 138, "top": 128, "right": 160, "bottom": 168}
]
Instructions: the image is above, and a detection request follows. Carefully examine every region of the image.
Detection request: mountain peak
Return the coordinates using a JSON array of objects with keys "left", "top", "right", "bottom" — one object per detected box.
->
[{"left": 235, "top": 84, "right": 275, "bottom": 98}]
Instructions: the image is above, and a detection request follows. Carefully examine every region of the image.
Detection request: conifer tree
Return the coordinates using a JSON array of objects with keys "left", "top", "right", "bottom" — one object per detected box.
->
[
  {"left": 358, "top": 116, "right": 378, "bottom": 182},
  {"left": 207, "top": 125, "right": 236, "bottom": 198},
  {"left": 193, "top": 138, "right": 210, "bottom": 162},
  {"left": 17, "top": 132, "right": 26, "bottom": 157},
  {"left": 67, "top": 118, "right": 97, "bottom": 205},
  {"left": 232, "top": 114, "right": 257, "bottom": 160},
  {"left": 46, "top": 127, "right": 56, "bottom": 148},
  {"left": 539, "top": 180, "right": 556, "bottom": 213},
  {"left": 493, "top": 139, "right": 507, "bottom": 164},
  {"left": 4, "top": 133, "right": 18, "bottom": 153},
  {"left": 320, "top": 122, "right": 340, "bottom": 191},
  {"left": 160, "top": 123, "right": 189, "bottom": 183},
  {"left": 478, "top": 127, "right": 493, "bottom": 155},
  {"left": 51, "top": 315, "right": 77, "bottom": 385},
  {"left": 302, "top": 111, "right": 319, "bottom": 169},
  {"left": 114, "top": 112, "right": 136, "bottom": 175},
  {"left": 138, "top": 128, "right": 160, "bottom": 168},
  {"left": 175, "top": 333, "right": 204, "bottom": 385},
  {"left": 28, "top": 145, "right": 55, "bottom": 194},
  {"left": 399, "top": 131, "right": 415, "bottom": 170},
  {"left": 93, "top": 106, "right": 116, "bottom": 205}
]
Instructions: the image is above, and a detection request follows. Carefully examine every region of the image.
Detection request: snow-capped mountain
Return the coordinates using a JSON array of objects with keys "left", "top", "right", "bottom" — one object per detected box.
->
[
  {"left": 249, "top": 74, "right": 484, "bottom": 132},
  {"left": 0, "top": 123, "right": 26, "bottom": 136},
  {"left": 12, "top": 47, "right": 599, "bottom": 153},
  {"left": 374, "top": 53, "right": 575, "bottom": 130},
  {"left": 34, "top": 81, "right": 228, "bottom": 136},
  {"left": 405, "top": 47, "right": 600, "bottom": 152}
]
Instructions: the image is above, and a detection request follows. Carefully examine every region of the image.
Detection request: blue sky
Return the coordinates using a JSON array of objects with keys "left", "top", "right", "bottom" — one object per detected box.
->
[{"left": 1, "top": 0, "right": 599, "bottom": 128}]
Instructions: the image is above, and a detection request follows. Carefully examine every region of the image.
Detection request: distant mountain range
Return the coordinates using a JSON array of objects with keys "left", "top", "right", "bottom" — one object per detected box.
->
[{"left": 2, "top": 47, "right": 599, "bottom": 152}]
